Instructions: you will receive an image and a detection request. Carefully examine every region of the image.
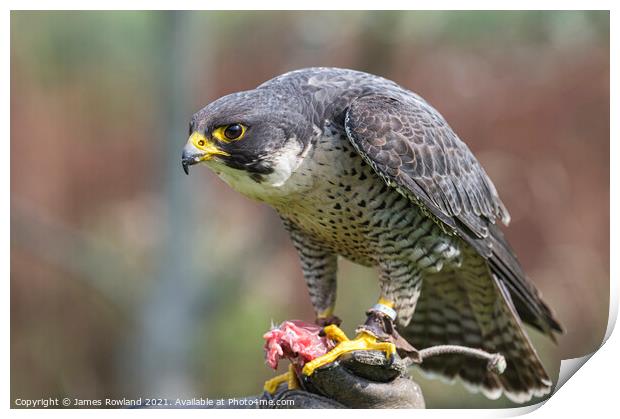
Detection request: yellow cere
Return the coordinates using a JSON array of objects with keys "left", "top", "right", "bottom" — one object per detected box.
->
[{"left": 188, "top": 132, "right": 230, "bottom": 160}]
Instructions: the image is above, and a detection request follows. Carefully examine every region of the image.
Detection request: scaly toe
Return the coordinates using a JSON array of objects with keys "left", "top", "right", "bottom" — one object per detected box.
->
[
  {"left": 264, "top": 365, "right": 299, "bottom": 394},
  {"left": 302, "top": 328, "right": 396, "bottom": 376}
]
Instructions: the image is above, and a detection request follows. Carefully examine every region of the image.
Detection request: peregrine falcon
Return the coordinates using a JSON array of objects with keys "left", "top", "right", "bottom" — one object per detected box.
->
[{"left": 181, "top": 67, "right": 562, "bottom": 403}]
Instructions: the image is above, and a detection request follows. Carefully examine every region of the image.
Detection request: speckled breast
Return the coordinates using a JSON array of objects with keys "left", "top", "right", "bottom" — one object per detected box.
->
[{"left": 275, "top": 128, "right": 427, "bottom": 267}]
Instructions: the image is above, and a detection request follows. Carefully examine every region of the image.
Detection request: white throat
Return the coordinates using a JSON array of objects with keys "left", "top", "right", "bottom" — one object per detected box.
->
[{"left": 205, "top": 138, "right": 313, "bottom": 202}]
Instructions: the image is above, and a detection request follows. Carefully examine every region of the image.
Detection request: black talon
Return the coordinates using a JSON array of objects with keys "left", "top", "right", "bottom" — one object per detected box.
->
[
  {"left": 360, "top": 307, "right": 421, "bottom": 363},
  {"left": 387, "top": 352, "right": 395, "bottom": 366}
]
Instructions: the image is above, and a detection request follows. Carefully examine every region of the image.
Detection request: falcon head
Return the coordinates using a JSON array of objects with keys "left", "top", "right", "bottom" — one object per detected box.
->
[{"left": 181, "top": 90, "right": 312, "bottom": 200}]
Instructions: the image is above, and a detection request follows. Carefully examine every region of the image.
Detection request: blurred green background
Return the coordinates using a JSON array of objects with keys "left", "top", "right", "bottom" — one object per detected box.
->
[{"left": 10, "top": 11, "right": 609, "bottom": 408}]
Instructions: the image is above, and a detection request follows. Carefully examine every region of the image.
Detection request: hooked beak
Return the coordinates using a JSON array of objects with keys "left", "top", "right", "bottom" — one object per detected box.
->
[{"left": 181, "top": 132, "right": 229, "bottom": 175}]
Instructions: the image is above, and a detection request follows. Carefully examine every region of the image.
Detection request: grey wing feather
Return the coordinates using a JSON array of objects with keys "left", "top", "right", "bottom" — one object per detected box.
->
[
  {"left": 344, "top": 94, "right": 509, "bottom": 236},
  {"left": 344, "top": 93, "right": 562, "bottom": 336}
]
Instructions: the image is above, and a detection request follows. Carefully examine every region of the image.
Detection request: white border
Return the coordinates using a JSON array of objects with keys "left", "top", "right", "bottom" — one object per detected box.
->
[
  {"left": 2, "top": 0, "right": 617, "bottom": 10},
  {"left": 4, "top": 2, "right": 616, "bottom": 418}
]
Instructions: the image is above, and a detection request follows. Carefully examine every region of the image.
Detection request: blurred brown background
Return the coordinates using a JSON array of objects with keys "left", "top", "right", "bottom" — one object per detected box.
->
[{"left": 11, "top": 11, "right": 609, "bottom": 408}]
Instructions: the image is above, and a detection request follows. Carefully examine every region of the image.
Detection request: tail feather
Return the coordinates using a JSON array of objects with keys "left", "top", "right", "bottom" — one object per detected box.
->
[{"left": 399, "top": 255, "right": 553, "bottom": 403}]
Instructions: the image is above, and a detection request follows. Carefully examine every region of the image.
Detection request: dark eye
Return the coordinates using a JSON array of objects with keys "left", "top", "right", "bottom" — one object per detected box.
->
[{"left": 224, "top": 124, "right": 243, "bottom": 140}]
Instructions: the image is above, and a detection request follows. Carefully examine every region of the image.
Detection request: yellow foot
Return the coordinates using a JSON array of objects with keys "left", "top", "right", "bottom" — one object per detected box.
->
[
  {"left": 263, "top": 364, "right": 300, "bottom": 394},
  {"left": 301, "top": 325, "right": 396, "bottom": 376}
]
